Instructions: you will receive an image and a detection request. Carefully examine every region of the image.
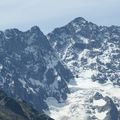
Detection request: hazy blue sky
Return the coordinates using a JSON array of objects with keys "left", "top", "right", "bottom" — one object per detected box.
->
[{"left": 0, "top": 0, "right": 120, "bottom": 34}]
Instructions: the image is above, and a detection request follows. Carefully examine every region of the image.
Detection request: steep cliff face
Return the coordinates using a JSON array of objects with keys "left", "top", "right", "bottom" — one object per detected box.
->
[{"left": 0, "top": 26, "right": 73, "bottom": 111}]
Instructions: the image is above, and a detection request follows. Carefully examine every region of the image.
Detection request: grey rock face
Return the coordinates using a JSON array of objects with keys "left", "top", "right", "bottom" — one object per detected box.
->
[{"left": 0, "top": 26, "right": 73, "bottom": 111}]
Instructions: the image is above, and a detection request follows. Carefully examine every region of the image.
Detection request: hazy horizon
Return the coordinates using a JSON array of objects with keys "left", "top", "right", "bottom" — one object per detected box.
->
[{"left": 0, "top": 0, "right": 120, "bottom": 34}]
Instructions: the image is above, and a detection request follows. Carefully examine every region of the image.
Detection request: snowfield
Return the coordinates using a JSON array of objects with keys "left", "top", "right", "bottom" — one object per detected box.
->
[{"left": 45, "top": 70, "right": 120, "bottom": 120}]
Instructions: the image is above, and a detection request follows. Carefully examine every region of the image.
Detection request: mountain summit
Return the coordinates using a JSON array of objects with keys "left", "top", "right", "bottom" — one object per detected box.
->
[{"left": 48, "top": 17, "right": 120, "bottom": 85}]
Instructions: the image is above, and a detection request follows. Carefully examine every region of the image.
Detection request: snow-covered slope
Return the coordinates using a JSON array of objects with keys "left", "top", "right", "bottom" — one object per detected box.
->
[
  {"left": 45, "top": 70, "right": 120, "bottom": 120},
  {"left": 0, "top": 26, "right": 73, "bottom": 111}
]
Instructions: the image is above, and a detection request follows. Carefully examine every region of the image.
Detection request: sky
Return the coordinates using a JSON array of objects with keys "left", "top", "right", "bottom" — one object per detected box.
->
[{"left": 0, "top": 0, "right": 120, "bottom": 34}]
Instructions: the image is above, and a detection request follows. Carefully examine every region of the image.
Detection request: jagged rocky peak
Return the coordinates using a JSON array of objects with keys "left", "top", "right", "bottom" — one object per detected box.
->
[
  {"left": 0, "top": 26, "right": 74, "bottom": 111},
  {"left": 4, "top": 26, "right": 51, "bottom": 50},
  {"left": 69, "top": 17, "right": 96, "bottom": 29},
  {"left": 71, "top": 17, "right": 87, "bottom": 23},
  {"left": 49, "top": 17, "right": 98, "bottom": 37},
  {"left": 67, "top": 17, "right": 87, "bottom": 29},
  {"left": 48, "top": 17, "right": 120, "bottom": 85}
]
